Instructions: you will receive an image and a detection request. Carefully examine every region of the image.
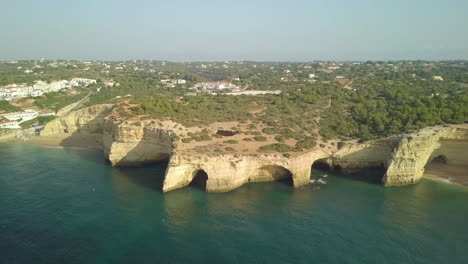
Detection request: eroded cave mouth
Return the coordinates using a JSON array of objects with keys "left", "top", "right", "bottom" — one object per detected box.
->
[
  {"left": 345, "top": 165, "right": 386, "bottom": 184},
  {"left": 311, "top": 159, "right": 385, "bottom": 184},
  {"left": 259, "top": 165, "right": 294, "bottom": 186},
  {"left": 310, "top": 159, "right": 332, "bottom": 180},
  {"left": 430, "top": 155, "right": 448, "bottom": 165},
  {"left": 189, "top": 170, "right": 208, "bottom": 191}
]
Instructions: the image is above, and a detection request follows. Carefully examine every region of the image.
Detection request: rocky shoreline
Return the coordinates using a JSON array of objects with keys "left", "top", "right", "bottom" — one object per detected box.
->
[{"left": 11, "top": 104, "right": 468, "bottom": 192}]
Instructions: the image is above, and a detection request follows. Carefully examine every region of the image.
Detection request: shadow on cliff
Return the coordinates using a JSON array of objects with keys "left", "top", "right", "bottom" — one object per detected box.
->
[
  {"left": 55, "top": 113, "right": 171, "bottom": 192},
  {"left": 49, "top": 110, "right": 109, "bottom": 165},
  {"left": 312, "top": 160, "right": 385, "bottom": 185},
  {"left": 110, "top": 162, "right": 168, "bottom": 192},
  {"left": 102, "top": 124, "right": 172, "bottom": 192}
]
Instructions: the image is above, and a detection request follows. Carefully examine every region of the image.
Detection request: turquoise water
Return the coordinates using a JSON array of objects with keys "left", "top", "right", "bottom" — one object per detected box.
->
[{"left": 1, "top": 143, "right": 467, "bottom": 264}]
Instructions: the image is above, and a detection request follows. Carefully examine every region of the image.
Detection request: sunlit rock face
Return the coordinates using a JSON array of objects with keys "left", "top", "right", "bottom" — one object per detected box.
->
[
  {"left": 331, "top": 126, "right": 468, "bottom": 186},
  {"left": 41, "top": 104, "right": 113, "bottom": 135},
  {"left": 40, "top": 104, "right": 468, "bottom": 192},
  {"left": 102, "top": 120, "right": 173, "bottom": 166},
  {"left": 162, "top": 151, "right": 329, "bottom": 192},
  {"left": 383, "top": 126, "right": 468, "bottom": 186}
]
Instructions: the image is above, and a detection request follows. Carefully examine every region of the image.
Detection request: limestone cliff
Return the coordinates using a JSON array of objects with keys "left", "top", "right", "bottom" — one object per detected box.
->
[
  {"left": 163, "top": 150, "right": 329, "bottom": 192},
  {"left": 38, "top": 104, "right": 468, "bottom": 192},
  {"left": 41, "top": 104, "right": 113, "bottom": 135},
  {"left": 102, "top": 120, "right": 173, "bottom": 166},
  {"left": 384, "top": 126, "right": 468, "bottom": 186},
  {"left": 331, "top": 125, "right": 468, "bottom": 186}
]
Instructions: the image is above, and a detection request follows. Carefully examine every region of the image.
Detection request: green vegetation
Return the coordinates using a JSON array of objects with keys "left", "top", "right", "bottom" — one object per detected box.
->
[
  {"left": 19, "top": 116, "right": 56, "bottom": 129},
  {"left": 34, "top": 90, "right": 87, "bottom": 111},
  {"left": 223, "top": 139, "right": 238, "bottom": 144},
  {"left": 259, "top": 143, "right": 294, "bottom": 152},
  {"left": 253, "top": 136, "right": 267, "bottom": 142},
  {"left": 1, "top": 60, "right": 467, "bottom": 146},
  {"left": 320, "top": 80, "right": 468, "bottom": 140},
  {"left": 0, "top": 101, "right": 21, "bottom": 113},
  {"left": 225, "top": 147, "right": 235, "bottom": 152}
]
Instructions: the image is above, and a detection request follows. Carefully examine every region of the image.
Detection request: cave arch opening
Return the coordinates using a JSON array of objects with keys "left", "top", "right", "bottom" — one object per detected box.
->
[
  {"left": 430, "top": 155, "right": 448, "bottom": 165},
  {"left": 311, "top": 159, "right": 331, "bottom": 180},
  {"left": 189, "top": 169, "right": 208, "bottom": 191},
  {"left": 258, "top": 165, "right": 294, "bottom": 186}
]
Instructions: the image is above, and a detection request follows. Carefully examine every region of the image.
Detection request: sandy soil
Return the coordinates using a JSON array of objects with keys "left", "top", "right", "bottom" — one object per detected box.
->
[
  {"left": 18, "top": 134, "right": 103, "bottom": 149},
  {"left": 424, "top": 163, "right": 468, "bottom": 186}
]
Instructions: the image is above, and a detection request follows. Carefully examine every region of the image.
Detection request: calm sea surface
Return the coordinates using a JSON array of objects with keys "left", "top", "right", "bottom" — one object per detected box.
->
[{"left": 1, "top": 143, "right": 467, "bottom": 264}]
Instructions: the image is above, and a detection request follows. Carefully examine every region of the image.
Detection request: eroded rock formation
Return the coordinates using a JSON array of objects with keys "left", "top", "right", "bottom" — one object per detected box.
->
[
  {"left": 331, "top": 125, "right": 468, "bottom": 186},
  {"left": 39, "top": 104, "right": 468, "bottom": 192},
  {"left": 163, "top": 151, "right": 329, "bottom": 192}
]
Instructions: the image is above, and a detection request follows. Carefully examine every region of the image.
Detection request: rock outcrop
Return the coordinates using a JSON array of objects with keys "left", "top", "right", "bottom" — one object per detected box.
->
[
  {"left": 41, "top": 104, "right": 113, "bottom": 135},
  {"left": 39, "top": 104, "right": 468, "bottom": 192},
  {"left": 102, "top": 120, "right": 173, "bottom": 166},
  {"left": 163, "top": 151, "right": 329, "bottom": 192},
  {"left": 331, "top": 125, "right": 468, "bottom": 186}
]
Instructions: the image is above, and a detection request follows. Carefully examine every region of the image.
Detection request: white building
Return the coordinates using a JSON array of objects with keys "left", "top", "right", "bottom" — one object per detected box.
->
[
  {"left": 161, "top": 79, "right": 186, "bottom": 85},
  {"left": 0, "top": 120, "right": 20, "bottom": 129},
  {"left": 433, "top": 76, "right": 444, "bottom": 81},
  {"left": 193, "top": 82, "right": 238, "bottom": 91},
  {"left": 2, "top": 109, "right": 38, "bottom": 122},
  {"left": 38, "top": 110, "right": 55, "bottom": 117},
  {"left": 33, "top": 80, "right": 69, "bottom": 93},
  {"left": 70, "top": 78, "right": 96, "bottom": 87},
  {"left": 1, "top": 84, "right": 34, "bottom": 100}
]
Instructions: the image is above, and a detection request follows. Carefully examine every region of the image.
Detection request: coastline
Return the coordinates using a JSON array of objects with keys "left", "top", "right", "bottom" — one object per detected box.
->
[
  {"left": 2, "top": 134, "right": 466, "bottom": 188},
  {"left": 4, "top": 134, "right": 103, "bottom": 150}
]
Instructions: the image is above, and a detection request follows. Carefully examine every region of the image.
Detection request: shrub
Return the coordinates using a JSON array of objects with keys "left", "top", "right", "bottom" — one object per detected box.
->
[
  {"left": 295, "top": 137, "right": 317, "bottom": 150},
  {"left": 225, "top": 147, "right": 235, "bottom": 152},
  {"left": 181, "top": 138, "right": 192, "bottom": 143},
  {"left": 274, "top": 135, "right": 285, "bottom": 143},
  {"left": 223, "top": 139, "right": 238, "bottom": 144},
  {"left": 259, "top": 143, "right": 294, "bottom": 152},
  {"left": 253, "top": 136, "right": 267, "bottom": 142}
]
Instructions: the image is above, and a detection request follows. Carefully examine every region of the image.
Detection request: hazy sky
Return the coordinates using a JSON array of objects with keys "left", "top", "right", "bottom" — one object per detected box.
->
[{"left": 1, "top": 0, "right": 467, "bottom": 61}]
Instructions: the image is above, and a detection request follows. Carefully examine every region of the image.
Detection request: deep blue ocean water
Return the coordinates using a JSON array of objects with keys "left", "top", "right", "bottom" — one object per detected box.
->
[{"left": 0, "top": 143, "right": 467, "bottom": 264}]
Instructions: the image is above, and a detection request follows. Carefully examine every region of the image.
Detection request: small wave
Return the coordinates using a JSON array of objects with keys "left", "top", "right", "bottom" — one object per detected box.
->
[{"left": 317, "top": 179, "right": 327, "bottom": 185}]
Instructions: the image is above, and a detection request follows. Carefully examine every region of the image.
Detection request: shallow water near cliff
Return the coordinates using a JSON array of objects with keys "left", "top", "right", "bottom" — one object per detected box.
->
[{"left": 1, "top": 143, "right": 467, "bottom": 264}]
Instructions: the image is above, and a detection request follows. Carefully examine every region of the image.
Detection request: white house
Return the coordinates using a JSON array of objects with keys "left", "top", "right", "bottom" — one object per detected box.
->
[
  {"left": 433, "top": 76, "right": 444, "bottom": 81},
  {"left": 2, "top": 109, "right": 38, "bottom": 122},
  {"left": 0, "top": 120, "right": 20, "bottom": 129},
  {"left": 70, "top": 78, "right": 96, "bottom": 87},
  {"left": 38, "top": 110, "right": 55, "bottom": 117}
]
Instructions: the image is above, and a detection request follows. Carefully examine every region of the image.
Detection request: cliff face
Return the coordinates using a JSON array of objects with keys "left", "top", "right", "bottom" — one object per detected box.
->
[
  {"left": 332, "top": 126, "right": 468, "bottom": 186},
  {"left": 102, "top": 120, "right": 173, "bottom": 166},
  {"left": 384, "top": 126, "right": 468, "bottom": 186},
  {"left": 163, "top": 151, "right": 329, "bottom": 192},
  {"left": 41, "top": 104, "right": 113, "bottom": 135},
  {"left": 39, "top": 104, "right": 468, "bottom": 192}
]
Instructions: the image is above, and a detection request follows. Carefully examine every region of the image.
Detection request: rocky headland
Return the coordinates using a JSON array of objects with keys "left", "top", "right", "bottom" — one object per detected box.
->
[{"left": 34, "top": 104, "right": 468, "bottom": 192}]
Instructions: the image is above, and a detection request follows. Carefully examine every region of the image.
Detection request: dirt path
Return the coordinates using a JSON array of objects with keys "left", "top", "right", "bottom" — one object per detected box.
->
[{"left": 57, "top": 93, "right": 91, "bottom": 117}]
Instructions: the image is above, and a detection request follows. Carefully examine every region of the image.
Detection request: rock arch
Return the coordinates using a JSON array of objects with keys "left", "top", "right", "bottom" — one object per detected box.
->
[
  {"left": 429, "top": 155, "right": 448, "bottom": 165},
  {"left": 310, "top": 158, "right": 332, "bottom": 180},
  {"left": 257, "top": 165, "right": 294, "bottom": 186},
  {"left": 312, "top": 158, "right": 331, "bottom": 171}
]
